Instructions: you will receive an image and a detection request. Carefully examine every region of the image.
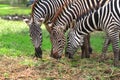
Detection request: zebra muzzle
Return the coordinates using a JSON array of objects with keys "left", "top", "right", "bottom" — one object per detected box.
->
[{"left": 50, "top": 50, "right": 61, "bottom": 59}]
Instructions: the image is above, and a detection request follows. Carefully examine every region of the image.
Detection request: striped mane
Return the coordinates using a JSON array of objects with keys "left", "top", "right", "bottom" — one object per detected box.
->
[
  {"left": 76, "top": 0, "right": 111, "bottom": 24},
  {"left": 31, "top": 0, "right": 39, "bottom": 21},
  {"left": 51, "top": 0, "right": 71, "bottom": 23}
]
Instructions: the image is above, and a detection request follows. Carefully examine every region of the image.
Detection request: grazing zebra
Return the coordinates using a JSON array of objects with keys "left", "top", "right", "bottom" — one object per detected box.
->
[
  {"left": 48, "top": 0, "right": 110, "bottom": 59},
  {"left": 66, "top": 0, "right": 120, "bottom": 66},
  {"left": 24, "top": 0, "right": 75, "bottom": 58}
]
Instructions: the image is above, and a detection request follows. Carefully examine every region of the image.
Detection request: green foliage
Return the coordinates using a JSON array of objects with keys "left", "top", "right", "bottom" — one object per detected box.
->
[
  {"left": 0, "top": 4, "right": 31, "bottom": 16},
  {"left": 0, "top": 19, "right": 32, "bottom": 56},
  {"left": 0, "top": 18, "right": 113, "bottom": 57},
  {"left": 0, "top": 19, "right": 51, "bottom": 57},
  {"left": 90, "top": 32, "right": 112, "bottom": 53}
]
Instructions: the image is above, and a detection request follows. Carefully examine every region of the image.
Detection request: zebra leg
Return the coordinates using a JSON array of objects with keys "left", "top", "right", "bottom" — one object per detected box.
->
[
  {"left": 119, "top": 49, "right": 120, "bottom": 60},
  {"left": 109, "top": 30, "right": 120, "bottom": 67},
  {"left": 99, "top": 35, "right": 111, "bottom": 62},
  {"left": 81, "top": 34, "right": 91, "bottom": 58},
  {"left": 81, "top": 44, "right": 85, "bottom": 58},
  {"left": 88, "top": 34, "right": 92, "bottom": 54}
]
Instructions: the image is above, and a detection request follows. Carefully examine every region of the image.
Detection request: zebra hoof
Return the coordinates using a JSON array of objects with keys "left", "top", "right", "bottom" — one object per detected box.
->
[
  {"left": 114, "top": 61, "right": 120, "bottom": 67},
  {"left": 98, "top": 54, "right": 107, "bottom": 62},
  {"left": 50, "top": 54, "right": 61, "bottom": 59},
  {"left": 89, "top": 47, "right": 93, "bottom": 54},
  {"left": 81, "top": 55, "right": 90, "bottom": 59},
  {"left": 35, "top": 47, "right": 42, "bottom": 58},
  {"left": 65, "top": 52, "right": 73, "bottom": 59}
]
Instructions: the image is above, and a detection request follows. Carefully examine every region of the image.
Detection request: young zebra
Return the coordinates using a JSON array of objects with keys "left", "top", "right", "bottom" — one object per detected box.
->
[
  {"left": 48, "top": 0, "right": 110, "bottom": 59},
  {"left": 24, "top": 0, "right": 75, "bottom": 58},
  {"left": 66, "top": 0, "right": 120, "bottom": 66}
]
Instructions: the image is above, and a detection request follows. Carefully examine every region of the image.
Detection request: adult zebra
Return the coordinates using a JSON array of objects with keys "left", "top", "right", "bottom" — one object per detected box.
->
[
  {"left": 24, "top": 0, "right": 76, "bottom": 58},
  {"left": 66, "top": 0, "right": 120, "bottom": 66},
  {"left": 48, "top": 0, "right": 110, "bottom": 59}
]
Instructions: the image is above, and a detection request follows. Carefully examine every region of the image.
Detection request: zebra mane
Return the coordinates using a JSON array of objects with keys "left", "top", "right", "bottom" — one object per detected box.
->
[
  {"left": 31, "top": 0, "right": 39, "bottom": 21},
  {"left": 50, "top": 0, "right": 72, "bottom": 24},
  {"left": 77, "top": 0, "right": 110, "bottom": 20},
  {"left": 73, "top": 0, "right": 110, "bottom": 30}
]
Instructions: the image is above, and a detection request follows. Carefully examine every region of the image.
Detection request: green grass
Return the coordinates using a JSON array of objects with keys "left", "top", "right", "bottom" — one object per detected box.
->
[
  {"left": 0, "top": 4, "right": 31, "bottom": 16},
  {"left": 0, "top": 19, "right": 51, "bottom": 56},
  {"left": 0, "top": 4, "right": 113, "bottom": 56},
  {"left": 0, "top": 18, "right": 113, "bottom": 57},
  {"left": 90, "top": 32, "right": 112, "bottom": 53},
  {"left": 0, "top": 19, "right": 112, "bottom": 55},
  {"left": 0, "top": 4, "right": 51, "bottom": 56}
]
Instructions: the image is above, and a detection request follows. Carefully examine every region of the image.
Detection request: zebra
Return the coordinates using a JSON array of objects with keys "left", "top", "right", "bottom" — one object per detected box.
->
[
  {"left": 24, "top": 0, "right": 75, "bottom": 58},
  {"left": 48, "top": 0, "right": 110, "bottom": 59},
  {"left": 66, "top": 0, "right": 120, "bottom": 66}
]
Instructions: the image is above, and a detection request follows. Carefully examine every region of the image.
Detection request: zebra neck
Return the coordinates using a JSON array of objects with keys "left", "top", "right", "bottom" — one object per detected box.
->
[
  {"left": 75, "top": 0, "right": 114, "bottom": 36},
  {"left": 75, "top": 11, "right": 99, "bottom": 36},
  {"left": 32, "top": 0, "right": 66, "bottom": 23},
  {"left": 54, "top": 0, "right": 110, "bottom": 32}
]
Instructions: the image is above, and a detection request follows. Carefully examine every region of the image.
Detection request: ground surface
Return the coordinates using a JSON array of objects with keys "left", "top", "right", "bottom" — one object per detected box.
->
[{"left": 0, "top": 52, "right": 120, "bottom": 80}]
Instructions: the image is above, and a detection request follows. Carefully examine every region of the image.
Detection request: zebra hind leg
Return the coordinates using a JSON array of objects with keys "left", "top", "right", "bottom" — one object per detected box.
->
[
  {"left": 99, "top": 36, "right": 111, "bottom": 62},
  {"left": 109, "top": 30, "right": 120, "bottom": 67}
]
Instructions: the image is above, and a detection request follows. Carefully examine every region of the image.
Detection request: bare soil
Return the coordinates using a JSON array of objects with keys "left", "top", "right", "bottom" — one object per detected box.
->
[{"left": 0, "top": 53, "right": 120, "bottom": 80}]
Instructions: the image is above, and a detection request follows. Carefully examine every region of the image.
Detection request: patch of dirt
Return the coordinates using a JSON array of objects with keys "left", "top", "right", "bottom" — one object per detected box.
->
[{"left": 0, "top": 54, "right": 120, "bottom": 80}]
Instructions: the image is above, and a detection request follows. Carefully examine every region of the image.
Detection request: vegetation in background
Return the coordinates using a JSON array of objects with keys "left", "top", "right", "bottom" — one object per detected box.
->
[
  {"left": 0, "top": 4, "right": 113, "bottom": 56},
  {"left": 0, "top": 19, "right": 51, "bottom": 56},
  {"left": 0, "top": 4, "right": 31, "bottom": 16}
]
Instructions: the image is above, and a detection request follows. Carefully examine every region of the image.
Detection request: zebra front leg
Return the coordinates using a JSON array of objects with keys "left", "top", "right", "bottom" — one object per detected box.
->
[
  {"left": 99, "top": 35, "right": 111, "bottom": 62},
  {"left": 81, "top": 34, "right": 91, "bottom": 58}
]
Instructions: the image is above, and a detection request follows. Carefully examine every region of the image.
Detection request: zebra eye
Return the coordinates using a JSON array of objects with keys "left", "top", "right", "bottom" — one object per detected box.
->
[{"left": 58, "top": 40, "right": 61, "bottom": 43}]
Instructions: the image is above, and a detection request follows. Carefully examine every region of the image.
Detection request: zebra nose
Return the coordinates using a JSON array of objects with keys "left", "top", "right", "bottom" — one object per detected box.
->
[
  {"left": 65, "top": 52, "right": 73, "bottom": 59},
  {"left": 50, "top": 50, "right": 61, "bottom": 59}
]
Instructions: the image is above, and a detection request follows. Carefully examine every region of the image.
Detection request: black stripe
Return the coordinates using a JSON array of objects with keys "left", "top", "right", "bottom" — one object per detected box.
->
[
  {"left": 94, "top": 11, "right": 99, "bottom": 28},
  {"left": 84, "top": 16, "right": 93, "bottom": 32},
  {"left": 88, "top": 14, "right": 94, "bottom": 29}
]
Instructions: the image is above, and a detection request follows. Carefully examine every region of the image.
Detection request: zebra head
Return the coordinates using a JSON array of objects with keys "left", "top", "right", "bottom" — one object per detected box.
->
[
  {"left": 24, "top": 18, "right": 42, "bottom": 49},
  {"left": 65, "top": 28, "right": 84, "bottom": 58},
  {"left": 50, "top": 27, "right": 66, "bottom": 59}
]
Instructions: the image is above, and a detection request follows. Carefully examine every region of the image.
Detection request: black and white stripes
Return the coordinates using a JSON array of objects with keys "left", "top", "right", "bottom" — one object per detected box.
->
[
  {"left": 25, "top": 0, "right": 74, "bottom": 58},
  {"left": 49, "top": 0, "right": 110, "bottom": 59},
  {"left": 66, "top": 0, "right": 120, "bottom": 66}
]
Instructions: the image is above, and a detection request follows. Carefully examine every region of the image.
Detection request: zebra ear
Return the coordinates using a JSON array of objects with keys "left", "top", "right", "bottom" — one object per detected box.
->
[
  {"left": 23, "top": 18, "right": 30, "bottom": 25},
  {"left": 70, "top": 19, "right": 76, "bottom": 29},
  {"left": 57, "top": 26, "right": 65, "bottom": 33},
  {"left": 48, "top": 22, "right": 53, "bottom": 27},
  {"left": 47, "top": 22, "right": 54, "bottom": 33},
  {"left": 23, "top": 18, "right": 29, "bottom": 23},
  {"left": 39, "top": 18, "right": 45, "bottom": 22}
]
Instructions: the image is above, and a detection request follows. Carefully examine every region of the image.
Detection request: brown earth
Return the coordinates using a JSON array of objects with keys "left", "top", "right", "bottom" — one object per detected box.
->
[{"left": 0, "top": 53, "right": 120, "bottom": 80}]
